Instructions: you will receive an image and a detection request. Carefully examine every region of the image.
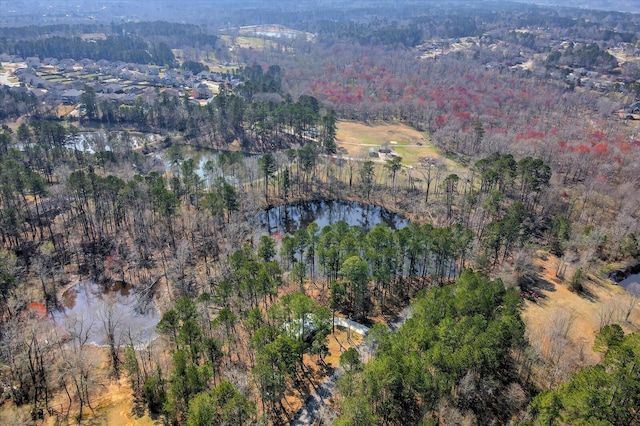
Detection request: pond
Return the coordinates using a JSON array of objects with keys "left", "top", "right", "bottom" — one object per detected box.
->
[
  {"left": 66, "top": 130, "right": 161, "bottom": 154},
  {"left": 260, "top": 200, "right": 409, "bottom": 235},
  {"left": 156, "top": 145, "right": 259, "bottom": 187},
  {"left": 51, "top": 281, "right": 159, "bottom": 348},
  {"left": 620, "top": 274, "right": 640, "bottom": 297},
  {"left": 609, "top": 264, "right": 640, "bottom": 296}
]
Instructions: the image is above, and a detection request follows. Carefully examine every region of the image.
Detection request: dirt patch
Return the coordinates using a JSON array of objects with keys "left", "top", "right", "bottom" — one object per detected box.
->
[
  {"left": 56, "top": 105, "right": 76, "bottom": 118},
  {"left": 325, "top": 327, "right": 363, "bottom": 368},
  {"left": 73, "top": 379, "right": 157, "bottom": 426}
]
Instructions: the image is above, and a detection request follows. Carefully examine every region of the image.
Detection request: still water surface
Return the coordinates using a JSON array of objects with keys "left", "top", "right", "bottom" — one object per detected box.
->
[
  {"left": 260, "top": 199, "right": 409, "bottom": 234},
  {"left": 620, "top": 274, "right": 640, "bottom": 296},
  {"left": 51, "top": 281, "right": 159, "bottom": 347}
]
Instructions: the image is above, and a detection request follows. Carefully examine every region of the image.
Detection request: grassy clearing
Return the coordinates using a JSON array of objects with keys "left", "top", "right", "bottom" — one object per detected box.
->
[
  {"left": 219, "top": 35, "right": 276, "bottom": 51},
  {"left": 336, "top": 120, "right": 465, "bottom": 173},
  {"left": 521, "top": 251, "right": 640, "bottom": 375}
]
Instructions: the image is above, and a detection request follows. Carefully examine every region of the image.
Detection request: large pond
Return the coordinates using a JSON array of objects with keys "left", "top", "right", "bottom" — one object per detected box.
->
[
  {"left": 260, "top": 200, "right": 409, "bottom": 235},
  {"left": 51, "top": 281, "right": 159, "bottom": 347}
]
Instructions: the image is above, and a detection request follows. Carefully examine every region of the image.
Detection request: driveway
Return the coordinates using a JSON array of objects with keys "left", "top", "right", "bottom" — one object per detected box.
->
[{"left": 291, "top": 306, "right": 413, "bottom": 425}]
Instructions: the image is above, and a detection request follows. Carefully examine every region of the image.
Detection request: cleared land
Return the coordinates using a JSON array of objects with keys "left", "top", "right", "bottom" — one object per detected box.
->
[
  {"left": 522, "top": 251, "right": 640, "bottom": 384},
  {"left": 218, "top": 35, "right": 277, "bottom": 52},
  {"left": 336, "top": 121, "right": 459, "bottom": 168}
]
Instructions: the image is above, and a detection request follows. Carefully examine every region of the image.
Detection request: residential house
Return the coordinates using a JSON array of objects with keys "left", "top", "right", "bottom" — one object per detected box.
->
[
  {"left": 98, "top": 93, "right": 124, "bottom": 103},
  {"left": 379, "top": 144, "right": 392, "bottom": 154},
  {"left": 26, "top": 75, "right": 50, "bottom": 89},
  {"left": 210, "top": 72, "right": 225, "bottom": 82},
  {"left": 68, "top": 80, "right": 86, "bottom": 90},
  {"left": 121, "top": 93, "right": 139, "bottom": 105},
  {"left": 14, "top": 68, "right": 35, "bottom": 80},
  {"left": 78, "top": 58, "right": 94, "bottom": 67},
  {"left": 29, "top": 88, "right": 46, "bottom": 99},
  {"left": 146, "top": 67, "right": 160, "bottom": 76},
  {"left": 85, "top": 81, "right": 103, "bottom": 93},
  {"left": 197, "top": 70, "right": 211, "bottom": 80},
  {"left": 83, "top": 62, "right": 100, "bottom": 73},
  {"left": 192, "top": 83, "right": 212, "bottom": 99},
  {"left": 57, "top": 59, "right": 76, "bottom": 72},
  {"left": 104, "top": 83, "right": 124, "bottom": 94},
  {"left": 61, "top": 89, "right": 83, "bottom": 105},
  {"left": 162, "top": 88, "right": 181, "bottom": 98},
  {"left": 26, "top": 57, "right": 41, "bottom": 69},
  {"left": 141, "top": 87, "right": 159, "bottom": 103}
]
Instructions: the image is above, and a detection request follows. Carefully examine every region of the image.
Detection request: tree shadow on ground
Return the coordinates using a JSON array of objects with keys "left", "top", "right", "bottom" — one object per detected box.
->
[
  {"left": 576, "top": 278, "right": 599, "bottom": 302},
  {"left": 518, "top": 273, "right": 555, "bottom": 302}
]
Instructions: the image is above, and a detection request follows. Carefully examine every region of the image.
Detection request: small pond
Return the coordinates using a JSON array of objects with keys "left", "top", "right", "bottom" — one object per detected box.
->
[
  {"left": 260, "top": 200, "right": 409, "bottom": 235},
  {"left": 51, "top": 281, "right": 159, "bottom": 347},
  {"left": 620, "top": 274, "right": 640, "bottom": 297},
  {"left": 156, "top": 145, "right": 259, "bottom": 186}
]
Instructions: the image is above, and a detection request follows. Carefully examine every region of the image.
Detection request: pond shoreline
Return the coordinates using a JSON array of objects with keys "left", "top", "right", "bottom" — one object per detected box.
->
[
  {"left": 609, "top": 263, "right": 640, "bottom": 283},
  {"left": 258, "top": 198, "right": 410, "bottom": 235}
]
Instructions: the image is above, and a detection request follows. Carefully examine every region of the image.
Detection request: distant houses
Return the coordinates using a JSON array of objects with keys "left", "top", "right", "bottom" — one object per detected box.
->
[{"left": 0, "top": 53, "right": 241, "bottom": 110}]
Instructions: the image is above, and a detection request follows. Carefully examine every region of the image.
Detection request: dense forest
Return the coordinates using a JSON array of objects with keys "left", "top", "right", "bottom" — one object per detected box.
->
[
  {"left": 0, "top": 36, "right": 176, "bottom": 66},
  {"left": 0, "top": 1, "right": 640, "bottom": 425}
]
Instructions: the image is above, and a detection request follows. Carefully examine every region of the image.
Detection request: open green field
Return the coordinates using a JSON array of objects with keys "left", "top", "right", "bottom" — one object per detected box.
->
[{"left": 336, "top": 120, "right": 464, "bottom": 173}]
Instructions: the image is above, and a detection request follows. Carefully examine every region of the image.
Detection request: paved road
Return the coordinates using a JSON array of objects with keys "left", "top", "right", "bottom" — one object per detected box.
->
[
  {"left": 290, "top": 306, "right": 413, "bottom": 425},
  {"left": 0, "top": 70, "right": 20, "bottom": 87}
]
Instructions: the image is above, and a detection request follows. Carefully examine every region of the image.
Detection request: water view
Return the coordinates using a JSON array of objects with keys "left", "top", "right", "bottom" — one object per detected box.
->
[
  {"left": 156, "top": 145, "right": 259, "bottom": 186},
  {"left": 51, "top": 281, "right": 159, "bottom": 347},
  {"left": 260, "top": 199, "right": 409, "bottom": 235},
  {"left": 620, "top": 274, "right": 640, "bottom": 297}
]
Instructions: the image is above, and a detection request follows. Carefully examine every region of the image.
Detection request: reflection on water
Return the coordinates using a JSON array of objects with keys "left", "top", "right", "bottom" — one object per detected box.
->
[
  {"left": 66, "top": 131, "right": 160, "bottom": 154},
  {"left": 52, "top": 281, "right": 159, "bottom": 347},
  {"left": 621, "top": 274, "right": 640, "bottom": 296},
  {"left": 156, "top": 146, "right": 258, "bottom": 186},
  {"left": 260, "top": 200, "right": 409, "bottom": 234}
]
